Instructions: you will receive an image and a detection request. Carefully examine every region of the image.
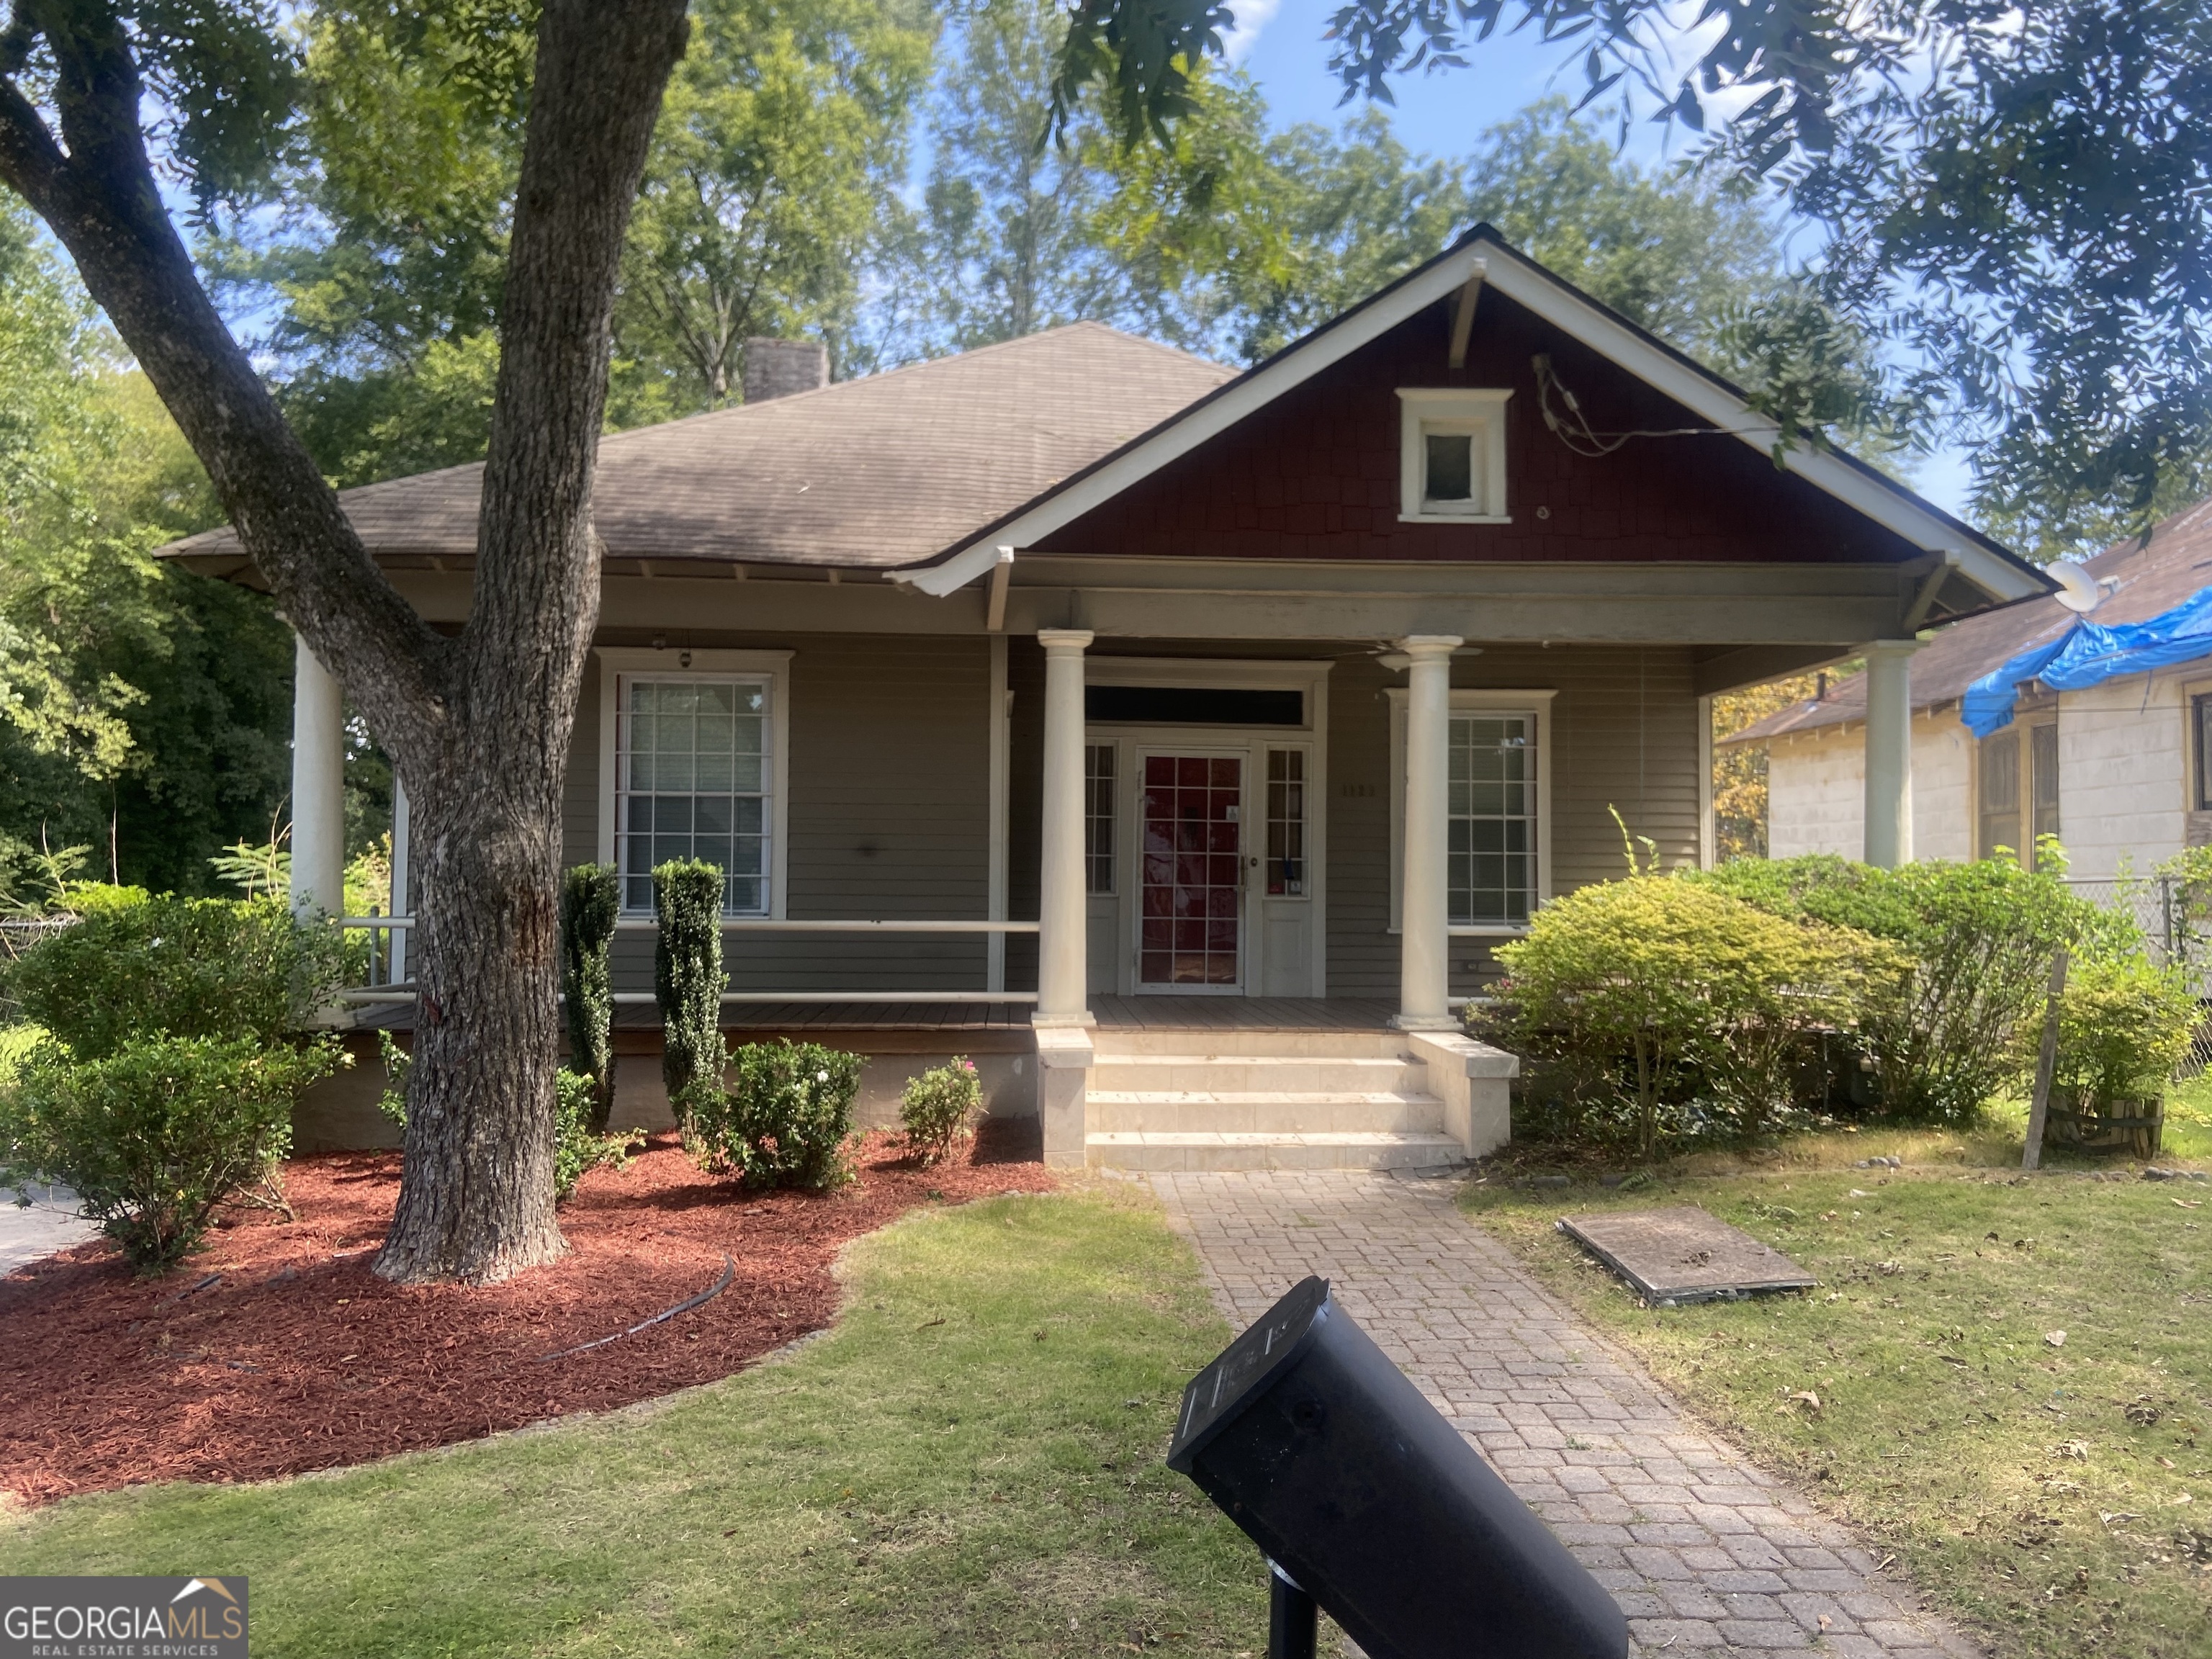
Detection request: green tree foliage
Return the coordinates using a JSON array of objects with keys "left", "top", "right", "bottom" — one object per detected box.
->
[
  {"left": 1060, "top": 0, "right": 2212, "bottom": 550},
  {"left": 235, "top": 0, "right": 929, "bottom": 480},
  {"left": 619, "top": 0, "right": 933, "bottom": 404},
  {"left": 0, "top": 205, "right": 289, "bottom": 895}
]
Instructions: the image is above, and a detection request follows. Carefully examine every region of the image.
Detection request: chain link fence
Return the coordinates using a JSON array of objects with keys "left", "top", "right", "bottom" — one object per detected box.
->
[{"left": 2060, "top": 875, "right": 2212, "bottom": 1075}]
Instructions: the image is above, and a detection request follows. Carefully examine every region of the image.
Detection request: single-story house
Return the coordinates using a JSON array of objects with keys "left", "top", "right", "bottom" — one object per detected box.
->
[
  {"left": 164, "top": 226, "right": 2051, "bottom": 1169},
  {"left": 1722, "top": 497, "right": 2212, "bottom": 879}
]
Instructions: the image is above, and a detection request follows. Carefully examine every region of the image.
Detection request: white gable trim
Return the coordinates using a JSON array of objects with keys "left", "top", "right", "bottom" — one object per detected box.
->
[{"left": 893, "top": 237, "right": 2047, "bottom": 609}]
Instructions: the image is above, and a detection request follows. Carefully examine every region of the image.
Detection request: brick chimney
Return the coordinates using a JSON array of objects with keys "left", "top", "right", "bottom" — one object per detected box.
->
[{"left": 742, "top": 338, "right": 829, "bottom": 404}]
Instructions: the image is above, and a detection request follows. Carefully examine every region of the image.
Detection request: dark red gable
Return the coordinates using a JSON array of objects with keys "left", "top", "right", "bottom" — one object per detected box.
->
[{"left": 1033, "top": 285, "right": 1925, "bottom": 566}]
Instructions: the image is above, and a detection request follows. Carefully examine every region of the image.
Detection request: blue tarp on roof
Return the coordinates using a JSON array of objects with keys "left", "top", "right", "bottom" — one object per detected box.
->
[{"left": 1962, "top": 585, "right": 2212, "bottom": 737}]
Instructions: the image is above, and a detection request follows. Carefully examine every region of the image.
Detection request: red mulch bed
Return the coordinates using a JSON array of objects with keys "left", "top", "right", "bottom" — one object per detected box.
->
[{"left": 0, "top": 1123, "right": 1053, "bottom": 1508}]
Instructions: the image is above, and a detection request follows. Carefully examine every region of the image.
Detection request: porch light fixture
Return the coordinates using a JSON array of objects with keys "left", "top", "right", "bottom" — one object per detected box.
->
[{"left": 1169, "top": 1275, "right": 1627, "bottom": 1659}]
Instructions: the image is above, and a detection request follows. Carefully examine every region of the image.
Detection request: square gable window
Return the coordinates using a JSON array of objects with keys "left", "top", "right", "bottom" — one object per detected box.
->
[{"left": 1397, "top": 388, "right": 1511, "bottom": 523}]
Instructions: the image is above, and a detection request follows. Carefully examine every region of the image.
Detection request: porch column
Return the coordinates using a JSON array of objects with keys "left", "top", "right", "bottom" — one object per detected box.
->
[
  {"left": 1862, "top": 639, "right": 1920, "bottom": 868},
  {"left": 1395, "top": 635, "right": 1462, "bottom": 1030},
  {"left": 290, "top": 632, "right": 346, "bottom": 920},
  {"left": 390, "top": 776, "right": 411, "bottom": 981},
  {"left": 1035, "top": 628, "right": 1095, "bottom": 1025}
]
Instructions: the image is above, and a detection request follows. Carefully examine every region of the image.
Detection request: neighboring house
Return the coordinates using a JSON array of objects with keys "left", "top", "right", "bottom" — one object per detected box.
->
[
  {"left": 1722, "top": 498, "right": 2212, "bottom": 880},
  {"left": 164, "top": 227, "right": 2049, "bottom": 1170}
]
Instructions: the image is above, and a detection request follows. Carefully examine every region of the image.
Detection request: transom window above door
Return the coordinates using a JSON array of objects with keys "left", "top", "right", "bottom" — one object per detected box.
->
[{"left": 615, "top": 675, "right": 772, "bottom": 914}]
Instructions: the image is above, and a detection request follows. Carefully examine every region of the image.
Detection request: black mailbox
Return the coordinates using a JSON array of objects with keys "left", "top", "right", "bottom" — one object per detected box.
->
[{"left": 1167, "top": 1276, "right": 1627, "bottom": 1659}]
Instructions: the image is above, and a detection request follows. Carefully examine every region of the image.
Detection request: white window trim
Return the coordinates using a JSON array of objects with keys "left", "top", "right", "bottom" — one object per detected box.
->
[
  {"left": 1397, "top": 387, "right": 1511, "bottom": 523},
  {"left": 595, "top": 647, "right": 793, "bottom": 918},
  {"left": 1388, "top": 688, "right": 1556, "bottom": 935}
]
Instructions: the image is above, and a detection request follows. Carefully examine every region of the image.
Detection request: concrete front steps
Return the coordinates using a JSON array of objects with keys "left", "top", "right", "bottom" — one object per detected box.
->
[{"left": 1080, "top": 1028, "right": 1468, "bottom": 1172}]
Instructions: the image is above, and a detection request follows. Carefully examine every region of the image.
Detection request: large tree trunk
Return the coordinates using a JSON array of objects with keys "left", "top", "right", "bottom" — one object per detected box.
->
[{"left": 0, "top": 0, "right": 689, "bottom": 1285}]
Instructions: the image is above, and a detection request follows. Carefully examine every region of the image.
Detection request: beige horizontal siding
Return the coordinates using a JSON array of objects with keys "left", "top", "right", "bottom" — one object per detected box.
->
[
  {"left": 1326, "top": 644, "right": 1703, "bottom": 1000},
  {"left": 567, "top": 634, "right": 995, "bottom": 994}
]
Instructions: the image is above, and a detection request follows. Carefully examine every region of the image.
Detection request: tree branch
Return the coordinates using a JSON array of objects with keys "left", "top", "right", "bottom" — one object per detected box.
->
[{"left": 0, "top": 1, "right": 449, "bottom": 771}]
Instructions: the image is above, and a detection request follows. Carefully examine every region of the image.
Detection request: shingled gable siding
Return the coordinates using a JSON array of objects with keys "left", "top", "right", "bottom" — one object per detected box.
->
[
  {"left": 1033, "top": 285, "right": 1924, "bottom": 568},
  {"left": 1324, "top": 646, "right": 1704, "bottom": 1000},
  {"left": 567, "top": 635, "right": 996, "bottom": 995}
]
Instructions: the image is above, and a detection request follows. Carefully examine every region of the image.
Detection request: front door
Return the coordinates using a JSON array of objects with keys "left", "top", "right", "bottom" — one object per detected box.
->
[{"left": 1138, "top": 752, "right": 1244, "bottom": 990}]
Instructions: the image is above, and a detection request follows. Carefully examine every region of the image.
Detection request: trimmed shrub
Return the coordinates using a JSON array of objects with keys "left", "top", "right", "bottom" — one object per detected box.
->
[
  {"left": 1693, "top": 855, "right": 2125, "bottom": 1125},
  {"left": 377, "top": 1038, "right": 634, "bottom": 1202},
  {"left": 2049, "top": 956, "right": 2199, "bottom": 1110},
  {"left": 681, "top": 1039, "right": 862, "bottom": 1192},
  {"left": 0, "top": 1034, "right": 333, "bottom": 1272},
  {"left": 901, "top": 1056, "right": 981, "bottom": 1163},
  {"left": 554, "top": 1069, "right": 645, "bottom": 1199},
  {"left": 559, "top": 863, "right": 621, "bottom": 1131},
  {"left": 1483, "top": 876, "right": 1896, "bottom": 1157},
  {"left": 654, "top": 860, "right": 725, "bottom": 1102},
  {"left": 6, "top": 891, "right": 345, "bottom": 1058}
]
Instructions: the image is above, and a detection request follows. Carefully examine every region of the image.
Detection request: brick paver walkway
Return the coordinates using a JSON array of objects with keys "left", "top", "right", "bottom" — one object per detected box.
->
[{"left": 1149, "top": 1169, "right": 1978, "bottom": 1658}]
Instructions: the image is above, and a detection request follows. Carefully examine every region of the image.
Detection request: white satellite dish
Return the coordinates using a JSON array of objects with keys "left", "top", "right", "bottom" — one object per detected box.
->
[{"left": 2049, "top": 560, "right": 2105, "bottom": 614}]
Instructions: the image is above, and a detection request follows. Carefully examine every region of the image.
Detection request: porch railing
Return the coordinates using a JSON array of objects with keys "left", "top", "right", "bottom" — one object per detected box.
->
[{"left": 332, "top": 915, "right": 1042, "bottom": 1006}]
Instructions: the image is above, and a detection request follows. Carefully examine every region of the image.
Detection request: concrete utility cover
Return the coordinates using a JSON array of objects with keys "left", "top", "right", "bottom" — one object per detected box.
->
[{"left": 1557, "top": 1208, "right": 1815, "bottom": 1305}]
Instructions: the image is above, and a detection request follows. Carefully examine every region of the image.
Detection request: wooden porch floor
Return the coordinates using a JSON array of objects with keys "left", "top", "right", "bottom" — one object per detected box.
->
[{"left": 356, "top": 995, "right": 1399, "bottom": 1037}]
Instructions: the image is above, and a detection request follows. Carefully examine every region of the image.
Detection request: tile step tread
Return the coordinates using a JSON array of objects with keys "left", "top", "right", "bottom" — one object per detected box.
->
[
  {"left": 1086, "top": 1130, "right": 1462, "bottom": 1148},
  {"left": 1091, "top": 1053, "right": 1416, "bottom": 1066},
  {"left": 1088, "top": 1090, "right": 1442, "bottom": 1106}
]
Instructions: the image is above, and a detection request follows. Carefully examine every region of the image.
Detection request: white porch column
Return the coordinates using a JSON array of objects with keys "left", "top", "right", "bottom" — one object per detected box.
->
[
  {"left": 290, "top": 633, "right": 346, "bottom": 920},
  {"left": 1862, "top": 638, "right": 1920, "bottom": 869},
  {"left": 389, "top": 776, "right": 411, "bottom": 981},
  {"left": 1035, "top": 628, "right": 1095, "bottom": 1026},
  {"left": 1395, "top": 634, "right": 1462, "bottom": 1030}
]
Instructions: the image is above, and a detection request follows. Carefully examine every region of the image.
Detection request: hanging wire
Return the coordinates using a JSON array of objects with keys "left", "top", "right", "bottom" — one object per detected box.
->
[{"left": 1532, "top": 354, "right": 1758, "bottom": 457}]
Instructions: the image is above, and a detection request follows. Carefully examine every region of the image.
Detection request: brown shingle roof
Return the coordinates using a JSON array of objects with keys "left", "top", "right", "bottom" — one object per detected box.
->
[
  {"left": 1721, "top": 495, "right": 2212, "bottom": 746},
  {"left": 162, "top": 323, "right": 1234, "bottom": 573}
]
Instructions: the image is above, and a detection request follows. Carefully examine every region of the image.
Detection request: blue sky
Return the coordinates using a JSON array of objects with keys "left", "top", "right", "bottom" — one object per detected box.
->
[{"left": 1218, "top": 0, "right": 1979, "bottom": 521}]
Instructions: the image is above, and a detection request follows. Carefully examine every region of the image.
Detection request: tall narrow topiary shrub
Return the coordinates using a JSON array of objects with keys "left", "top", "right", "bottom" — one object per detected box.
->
[
  {"left": 558, "top": 863, "right": 621, "bottom": 1133},
  {"left": 654, "top": 859, "right": 725, "bottom": 1106}
]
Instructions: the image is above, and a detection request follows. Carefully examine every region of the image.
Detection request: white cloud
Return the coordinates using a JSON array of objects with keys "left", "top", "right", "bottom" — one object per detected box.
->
[{"left": 1220, "top": 0, "right": 1283, "bottom": 66}]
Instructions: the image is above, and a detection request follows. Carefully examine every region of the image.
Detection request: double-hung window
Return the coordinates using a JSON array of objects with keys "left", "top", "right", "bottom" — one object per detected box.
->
[
  {"left": 599, "top": 649, "right": 791, "bottom": 917},
  {"left": 1390, "top": 688, "right": 1553, "bottom": 932},
  {"left": 1448, "top": 713, "right": 1537, "bottom": 924}
]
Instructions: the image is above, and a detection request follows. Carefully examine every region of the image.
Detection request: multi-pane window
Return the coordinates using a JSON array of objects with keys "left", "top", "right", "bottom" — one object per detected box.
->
[
  {"left": 1447, "top": 713, "right": 1536, "bottom": 924},
  {"left": 1084, "top": 743, "right": 1116, "bottom": 896},
  {"left": 616, "top": 677, "right": 769, "bottom": 914},
  {"left": 1266, "top": 749, "right": 1306, "bottom": 896},
  {"left": 2030, "top": 723, "right": 2061, "bottom": 863},
  {"left": 1979, "top": 723, "right": 2059, "bottom": 866},
  {"left": 2194, "top": 694, "right": 2212, "bottom": 810},
  {"left": 1978, "top": 730, "right": 2021, "bottom": 860}
]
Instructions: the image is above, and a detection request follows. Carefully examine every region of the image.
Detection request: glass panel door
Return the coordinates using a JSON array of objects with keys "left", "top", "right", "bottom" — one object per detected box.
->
[{"left": 1138, "top": 753, "right": 1243, "bottom": 988}]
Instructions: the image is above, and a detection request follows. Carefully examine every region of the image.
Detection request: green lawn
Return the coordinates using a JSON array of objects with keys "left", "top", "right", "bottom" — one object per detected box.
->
[
  {"left": 0, "top": 1186, "right": 1270, "bottom": 1657},
  {"left": 1466, "top": 1120, "right": 2212, "bottom": 1659}
]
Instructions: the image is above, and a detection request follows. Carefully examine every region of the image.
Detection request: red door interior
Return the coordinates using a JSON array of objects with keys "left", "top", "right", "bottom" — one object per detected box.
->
[{"left": 1140, "top": 754, "right": 1241, "bottom": 986}]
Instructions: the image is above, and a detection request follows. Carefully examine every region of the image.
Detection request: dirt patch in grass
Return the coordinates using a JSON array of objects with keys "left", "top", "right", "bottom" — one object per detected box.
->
[{"left": 0, "top": 1122, "right": 1052, "bottom": 1506}]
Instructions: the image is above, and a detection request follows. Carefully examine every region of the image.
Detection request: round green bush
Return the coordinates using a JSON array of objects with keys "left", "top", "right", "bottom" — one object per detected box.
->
[
  {"left": 0, "top": 1034, "right": 334, "bottom": 1273},
  {"left": 681, "top": 1040, "right": 862, "bottom": 1192},
  {"left": 900, "top": 1056, "right": 981, "bottom": 1163},
  {"left": 5, "top": 891, "right": 345, "bottom": 1058}
]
